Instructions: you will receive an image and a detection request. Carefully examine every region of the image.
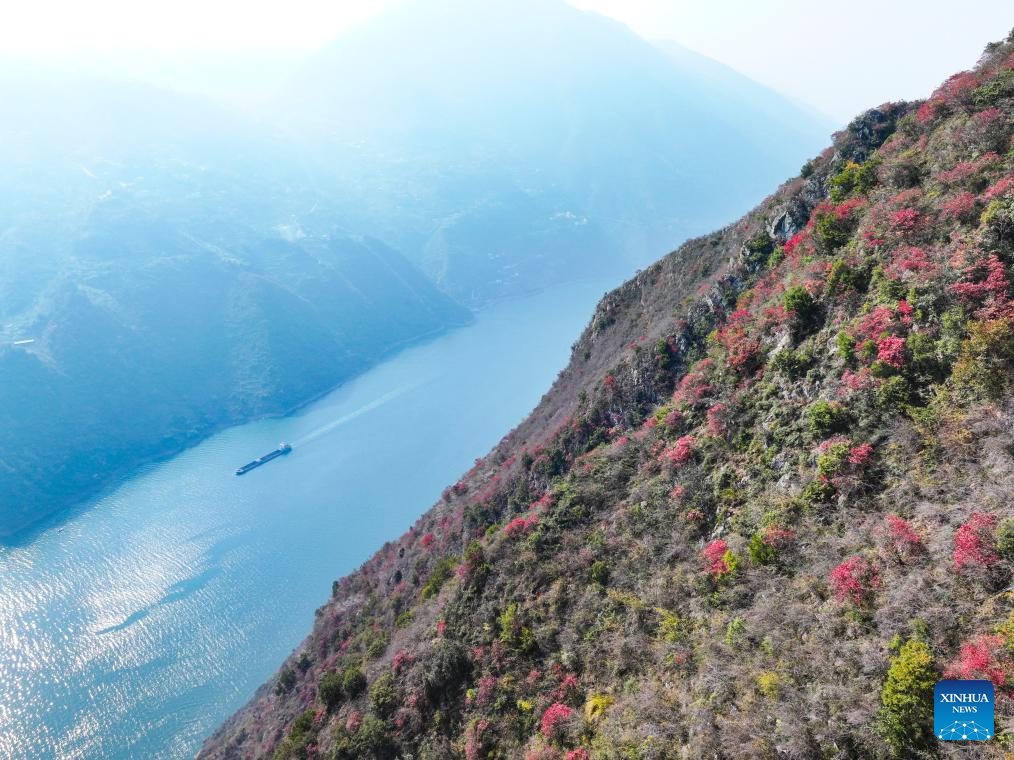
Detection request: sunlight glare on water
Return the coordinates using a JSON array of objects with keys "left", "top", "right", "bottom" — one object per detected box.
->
[{"left": 0, "top": 279, "right": 611, "bottom": 759}]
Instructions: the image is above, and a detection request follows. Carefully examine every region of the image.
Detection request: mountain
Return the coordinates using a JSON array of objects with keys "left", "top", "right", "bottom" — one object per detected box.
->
[
  {"left": 270, "top": 0, "right": 833, "bottom": 304},
  {"left": 0, "top": 68, "right": 470, "bottom": 538},
  {"left": 200, "top": 32, "right": 1014, "bottom": 759}
]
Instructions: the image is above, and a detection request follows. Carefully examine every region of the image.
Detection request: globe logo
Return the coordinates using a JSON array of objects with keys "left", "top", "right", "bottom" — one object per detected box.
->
[{"left": 934, "top": 680, "right": 994, "bottom": 742}]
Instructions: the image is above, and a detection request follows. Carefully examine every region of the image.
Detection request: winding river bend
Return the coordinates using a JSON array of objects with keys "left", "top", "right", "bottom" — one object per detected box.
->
[{"left": 0, "top": 279, "right": 610, "bottom": 759}]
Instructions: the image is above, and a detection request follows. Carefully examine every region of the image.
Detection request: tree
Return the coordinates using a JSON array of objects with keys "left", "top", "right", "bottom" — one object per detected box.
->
[
  {"left": 878, "top": 639, "right": 936, "bottom": 753},
  {"left": 783, "top": 285, "right": 819, "bottom": 335},
  {"left": 319, "top": 672, "right": 344, "bottom": 709}
]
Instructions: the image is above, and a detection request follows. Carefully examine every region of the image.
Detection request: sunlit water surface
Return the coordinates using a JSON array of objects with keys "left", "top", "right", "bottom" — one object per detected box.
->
[{"left": 0, "top": 279, "right": 610, "bottom": 759}]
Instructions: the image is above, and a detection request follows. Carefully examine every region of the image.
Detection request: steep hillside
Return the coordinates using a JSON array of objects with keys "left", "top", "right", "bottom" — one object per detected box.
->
[
  {"left": 273, "top": 0, "right": 831, "bottom": 304},
  {"left": 201, "top": 34, "right": 1014, "bottom": 760},
  {"left": 0, "top": 70, "right": 470, "bottom": 537}
]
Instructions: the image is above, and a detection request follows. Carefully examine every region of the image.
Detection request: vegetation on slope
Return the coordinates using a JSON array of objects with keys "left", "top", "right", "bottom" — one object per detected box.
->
[{"left": 202, "top": 32, "right": 1014, "bottom": 760}]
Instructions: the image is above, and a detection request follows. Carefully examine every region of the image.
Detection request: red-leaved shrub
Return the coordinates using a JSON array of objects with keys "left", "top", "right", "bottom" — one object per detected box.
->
[
  {"left": 828, "top": 556, "right": 881, "bottom": 605},
  {"left": 540, "top": 702, "right": 573, "bottom": 739},
  {"left": 953, "top": 512, "right": 999, "bottom": 571}
]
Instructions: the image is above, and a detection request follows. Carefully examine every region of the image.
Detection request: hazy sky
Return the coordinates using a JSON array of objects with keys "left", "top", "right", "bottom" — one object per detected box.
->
[{"left": 3, "top": 0, "right": 1012, "bottom": 121}]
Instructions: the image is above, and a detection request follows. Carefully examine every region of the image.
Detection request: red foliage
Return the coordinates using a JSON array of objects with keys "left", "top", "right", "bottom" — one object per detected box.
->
[
  {"left": 503, "top": 515, "right": 539, "bottom": 538},
  {"left": 885, "top": 515, "right": 923, "bottom": 559},
  {"left": 761, "top": 525, "right": 796, "bottom": 550},
  {"left": 703, "top": 539, "right": 732, "bottom": 578},
  {"left": 828, "top": 556, "right": 881, "bottom": 605},
  {"left": 915, "top": 100, "right": 939, "bottom": 125},
  {"left": 421, "top": 533, "right": 435, "bottom": 548},
  {"left": 672, "top": 372, "right": 712, "bottom": 408},
  {"left": 392, "top": 650, "right": 414, "bottom": 675},
  {"left": 706, "top": 403, "right": 727, "bottom": 437},
  {"left": 833, "top": 198, "right": 866, "bottom": 219},
  {"left": 465, "top": 718, "right": 490, "bottom": 760},
  {"left": 839, "top": 368, "right": 877, "bottom": 394},
  {"left": 477, "top": 675, "right": 495, "bottom": 706},
  {"left": 953, "top": 511, "right": 999, "bottom": 571},
  {"left": 846, "top": 443, "right": 874, "bottom": 466},
  {"left": 603, "top": 375, "right": 617, "bottom": 393},
  {"left": 895, "top": 299, "right": 913, "bottom": 325},
  {"left": 876, "top": 336, "right": 906, "bottom": 368},
  {"left": 889, "top": 247, "right": 938, "bottom": 281},
  {"left": 715, "top": 310, "right": 760, "bottom": 372},
  {"left": 931, "top": 71, "right": 980, "bottom": 106},
  {"left": 565, "top": 751, "right": 591, "bottom": 760},
  {"left": 983, "top": 174, "right": 1014, "bottom": 201},
  {"left": 659, "top": 435, "right": 696, "bottom": 467},
  {"left": 855, "top": 305, "right": 896, "bottom": 341},
  {"left": 889, "top": 208, "right": 920, "bottom": 234},
  {"left": 938, "top": 161, "right": 978, "bottom": 187},
  {"left": 784, "top": 231, "right": 809, "bottom": 256},
  {"left": 540, "top": 702, "right": 573, "bottom": 739},
  {"left": 663, "top": 409, "right": 684, "bottom": 432},
  {"left": 939, "top": 191, "right": 977, "bottom": 222},
  {"left": 945, "top": 635, "right": 1011, "bottom": 693},
  {"left": 951, "top": 255, "right": 1010, "bottom": 310}
]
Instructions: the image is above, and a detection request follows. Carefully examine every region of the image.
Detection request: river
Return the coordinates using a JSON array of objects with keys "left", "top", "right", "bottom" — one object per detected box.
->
[{"left": 0, "top": 278, "right": 611, "bottom": 759}]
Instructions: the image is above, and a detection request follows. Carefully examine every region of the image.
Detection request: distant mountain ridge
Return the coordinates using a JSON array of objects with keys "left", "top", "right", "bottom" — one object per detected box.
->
[
  {"left": 270, "top": 0, "right": 832, "bottom": 303},
  {"left": 201, "top": 30, "right": 1014, "bottom": 760},
  {"left": 0, "top": 70, "right": 470, "bottom": 537}
]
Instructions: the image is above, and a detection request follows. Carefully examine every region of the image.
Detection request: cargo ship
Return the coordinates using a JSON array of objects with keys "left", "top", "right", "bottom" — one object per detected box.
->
[{"left": 235, "top": 443, "right": 292, "bottom": 476}]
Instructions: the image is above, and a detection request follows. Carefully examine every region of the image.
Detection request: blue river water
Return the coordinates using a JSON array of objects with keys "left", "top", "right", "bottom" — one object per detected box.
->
[{"left": 0, "top": 278, "right": 611, "bottom": 759}]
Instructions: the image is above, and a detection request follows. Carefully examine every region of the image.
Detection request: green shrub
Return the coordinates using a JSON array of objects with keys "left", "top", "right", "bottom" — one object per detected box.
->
[
  {"left": 275, "top": 668, "right": 297, "bottom": 696},
  {"left": 744, "top": 232, "right": 775, "bottom": 268},
  {"left": 997, "top": 519, "right": 1014, "bottom": 560},
  {"left": 366, "top": 630, "right": 389, "bottom": 660},
  {"left": 724, "top": 617, "right": 745, "bottom": 646},
  {"left": 973, "top": 69, "right": 1014, "bottom": 107},
  {"left": 421, "top": 639, "right": 470, "bottom": 699},
  {"left": 836, "top": 331, "right": 856, "bottom": 362},
  {"left": 830, "top": 158, "right": 880, "bottom": 202},
  {"left": 420, "top": 557, "right": 456, "bottom": 600},
  {"left": 769, "top": 347, "right": 814, "bottom": 379},
  {"left": 825, "top": 260, "right": 863, "bottom": 297},
  {"left": 395, "top": 610, "right": 413, "bottom": 629},
  {"left": 815, "top": 209, "right": 857, "bottom": 252},
  {"left": 784, "top": 286, "right": 819, "bottom": 331},
  {"left": 877, "top": 375, "right": 913, "bottom": 409},
  {"left": 319, "top": 671, "right": 344, "bottom": 709},
  {"left": 749, "top": 532, "right": 777, "bottom": 564},
  {"left": 589, "top": 560, "right": 610, "bottom": 586},
  {"left": 816, "top": 442, "right": 849, "bottom": 479},
  {"left": 370, "top": 672, "right": 399, "bottom": 717},
  {"left": 802, "top": 477, "right": 836, "bottom": 504},
  {"left": 273, "top": 709, "right": 318, "bottom": 760},
  {"left": 341, "top": 665, "right": 367, "bottom": 698},
  {"left": 952, "top": 318, "right": 1014, "bottom": 399},
  {"left": 333, "top": 714, "right": 395, "bottom": 759},
  {"left": 655, "top": 608, "right": 690, "bottom": 643},
  {"left": 806, "top": 400, "right": 848, "bottom": 435},
  {"left": 877, "top": 639, "right": 936, "bottom": 753}
]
